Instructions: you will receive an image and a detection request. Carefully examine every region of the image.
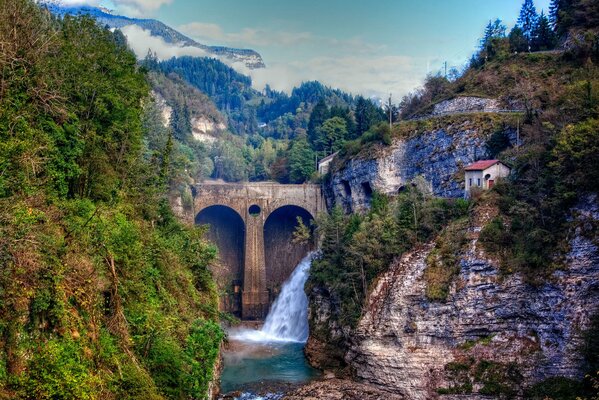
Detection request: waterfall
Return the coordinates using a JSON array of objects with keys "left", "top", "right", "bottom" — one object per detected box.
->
[{"left": 231, "top": 252, "right": 314, "bottom": 343}]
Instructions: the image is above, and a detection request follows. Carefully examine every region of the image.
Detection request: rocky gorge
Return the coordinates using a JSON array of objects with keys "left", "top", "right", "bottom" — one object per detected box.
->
[{"left": 308, "top": 122, "right": 599, "bottom": 398}]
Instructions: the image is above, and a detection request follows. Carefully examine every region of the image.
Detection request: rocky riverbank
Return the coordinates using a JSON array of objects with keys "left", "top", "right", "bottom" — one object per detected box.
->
[{"left": 283, "top": 378, "right": 403, "bottom": 400}]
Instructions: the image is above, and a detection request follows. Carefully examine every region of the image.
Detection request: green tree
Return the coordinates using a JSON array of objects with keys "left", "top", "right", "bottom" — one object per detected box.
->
[
  {"left": 509, "top": 26, "right": 529, "bottom": 52},
  {"left": 288, "top": 137, "right": 316, "bottom": 183},
  {"left": 518, "top": 0, "right": 539, "bottom": 42},
  {"left": 532, "top": 11, "right": 557, "bottom": 50},
  {"left": 307, "top": 99, "right": 330, "bottom": 145},
  {"left": 317, "top": 117, "right": 348, "bottom": 154},
  {"left": 355, "top": 96, "right": 384, "bottom": 136},
  {"left": 481, "top": 19, "right": 507, "bottom": 50}
]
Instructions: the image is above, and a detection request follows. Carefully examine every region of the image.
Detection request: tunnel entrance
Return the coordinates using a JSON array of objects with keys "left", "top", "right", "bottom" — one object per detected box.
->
[
  {"left": 264, "top": 206, "right": 314, "bottom": 304},
  {"left": 196, "top": 205, "right": 245, "bottom": 317}
]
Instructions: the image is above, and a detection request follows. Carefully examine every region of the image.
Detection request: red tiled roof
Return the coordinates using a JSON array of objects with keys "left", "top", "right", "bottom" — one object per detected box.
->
[{"left": 464, "top": 159, "right": 501, "bottom": 171}]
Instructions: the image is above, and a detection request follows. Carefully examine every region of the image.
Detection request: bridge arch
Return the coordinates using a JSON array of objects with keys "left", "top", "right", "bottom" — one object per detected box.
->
[
  {"left": 264, "top": 205, "right": 315, "bottom": 299},
  {"left": 190, "top": 182, "right": 326, "bottom": 319},
  {"left": 195, "top": 205, "right": 245, "bottom": 317}
]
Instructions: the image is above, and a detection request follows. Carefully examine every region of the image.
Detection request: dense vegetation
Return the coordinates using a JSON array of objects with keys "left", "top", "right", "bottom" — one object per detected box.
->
[
  {"left": 0, "top": 1, "right": 223, "bottom": 398},
  {"left": 309, "top": 1, "right": 599, "bottom": 395},
  {"left": 367, "top": 0, "right": 599, "bottom": 285},
  {"left": 308, "top": 186, "right": 469, "bottom": 328},
  {"left": 141, "top": 53, "right": 385, "bottom": 184}
]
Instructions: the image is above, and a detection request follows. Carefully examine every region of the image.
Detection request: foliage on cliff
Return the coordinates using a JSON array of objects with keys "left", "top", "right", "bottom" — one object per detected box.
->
[
  {"left": 308, "top": 188, "right": 469, "bottom": 328},
  {"left": 377, "top": 0, "right": 599, "bottom": 283},
  {"left": 0, "top": 1, "right": 223, "bottom": 398}
]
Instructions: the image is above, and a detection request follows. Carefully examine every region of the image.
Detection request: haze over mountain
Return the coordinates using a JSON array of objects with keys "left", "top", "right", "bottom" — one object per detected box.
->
[
  {"left": 44, "top": 2, "right": 266, "bottom": 69},
  {"left": 44, "top": 0, "right": 552, "bottom": 99}
]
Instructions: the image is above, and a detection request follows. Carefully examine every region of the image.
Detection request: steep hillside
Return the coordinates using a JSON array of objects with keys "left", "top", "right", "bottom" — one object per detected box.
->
[
  {"left": 346, "top": 194, "right": 598, "bottom": 399},
  {"left": 0, "top": 2, "right": 223, "bottom": 399}
]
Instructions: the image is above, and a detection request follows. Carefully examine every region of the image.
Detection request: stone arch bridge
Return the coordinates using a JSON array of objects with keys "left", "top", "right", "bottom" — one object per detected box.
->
[{"left": 192, "top": 181, "right": 326, "bottom": 320}]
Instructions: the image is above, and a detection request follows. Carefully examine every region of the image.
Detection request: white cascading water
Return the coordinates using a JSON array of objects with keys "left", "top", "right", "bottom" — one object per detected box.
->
[{"left": 231, "top": 252, "right": 315, "bottom": 343}]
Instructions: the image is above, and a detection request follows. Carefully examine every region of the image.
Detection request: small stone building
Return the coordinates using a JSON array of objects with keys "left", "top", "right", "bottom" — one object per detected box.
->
[
  {"left": 464, "top": 159, "right": 510, "bottom": 197},
  {"left": 317, "top": 152, "right": 338, "bottom": 175}
]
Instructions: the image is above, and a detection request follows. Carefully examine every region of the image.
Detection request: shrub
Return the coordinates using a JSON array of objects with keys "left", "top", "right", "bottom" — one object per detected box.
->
[
  {"left": 526, "top": 377, "right": 585, "bottom": 400},
  {"left": 425, "top": 218, "right": 469, "bottom": 301}
]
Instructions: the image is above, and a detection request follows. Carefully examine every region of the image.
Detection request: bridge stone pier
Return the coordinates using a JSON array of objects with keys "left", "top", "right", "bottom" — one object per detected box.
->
[{"left": 192, "top": 181, "right": 326, "bottom": 320}]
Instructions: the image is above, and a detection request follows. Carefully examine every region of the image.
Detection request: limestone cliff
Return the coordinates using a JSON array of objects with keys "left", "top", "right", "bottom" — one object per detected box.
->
[
  {"left": 307, "top": 195, "right": 599, "bottom": 399},
  {"left": 327, "top": 115, "right": 516, "bottom": 213}
]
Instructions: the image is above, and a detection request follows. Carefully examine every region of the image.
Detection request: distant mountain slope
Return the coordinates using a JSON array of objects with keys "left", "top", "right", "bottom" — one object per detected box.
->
[{"left": 44, "top": 3, "right": 266, "bottom": 69}]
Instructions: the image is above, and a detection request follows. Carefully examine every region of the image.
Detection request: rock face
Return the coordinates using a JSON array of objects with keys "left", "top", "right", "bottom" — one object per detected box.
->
[
  {"left": 328, "top": 123, "right": 499, "bottom": 212},
  {"left": 152, "top": 91, "right": 173, "bottom": 127},
  {"left": 431, "top": 97, "right": 501, "bottom": 116},
  {"left": 283, "top": 378, "right": 404, "bottom": 400},
  {"left": 191, "top": 116, "right": 226, "bottom": 142},
  {"left": 338, "top": 196, "right": 599, "bottom": 399}
]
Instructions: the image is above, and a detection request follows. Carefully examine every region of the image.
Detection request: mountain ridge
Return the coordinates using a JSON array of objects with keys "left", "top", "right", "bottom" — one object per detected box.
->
[{"left": 43, "top": 3, "right": 266, "bottom": 69}]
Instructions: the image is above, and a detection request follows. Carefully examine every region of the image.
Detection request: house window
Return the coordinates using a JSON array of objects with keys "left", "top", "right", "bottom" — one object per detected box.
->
[
  {"left": 469, "top": 178, "right": 472, "bottom": 187},
  {"left": 477, "top": 178, "right": 481, "bottom": 187}
]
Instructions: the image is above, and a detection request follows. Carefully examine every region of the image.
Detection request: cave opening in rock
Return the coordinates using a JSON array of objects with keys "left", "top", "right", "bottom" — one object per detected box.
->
[
  {"left": 342, "top": 180, "right": 352, "bottom": 197},
  {"left": 195, "top": 205, "right": 245, "bottom": 317},
  {"left": 264, "top": 205, "right": 314, "bottom": 303},
  {"left": 361, "top": 181, "right": 373, "bottom": 199}
]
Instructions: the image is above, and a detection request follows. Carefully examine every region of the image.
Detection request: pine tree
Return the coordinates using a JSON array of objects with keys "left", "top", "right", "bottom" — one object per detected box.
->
[
  {"left": 355, "top": 96, "right": 384, "bottom": 137},
  {"left": 549, "top": 0, "right": 574, "bottom": 34},
  {"left": 518, "top": 0, "right": 539, "bottom": 42},
  {"left": 480, "top": 19, "right": 507, "bottom": 50},
  {"left": 509, "top": 26, "right": 529, "bottom": 53},
  {"left": 549, "top": 0, "right": 561, "bottom": 29},
  {"left": 307, "top": 99, "right": 329, "bottom": 146},
  {"left": 532, "top": 11, "right": 557, "bottom": 51}
]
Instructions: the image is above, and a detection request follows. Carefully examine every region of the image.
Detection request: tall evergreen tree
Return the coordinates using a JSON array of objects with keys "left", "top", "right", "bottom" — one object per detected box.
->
[
  {"left": 509, "top": 26, "right": 529, "bottom": 52},
  {"left": 307, "top": 99, "right": 329, "bottom": 145},
  {"left": 532, "top": 11, "right": 557, "bottom": 51},
  {"left": 549, "top": 0, "right": 574, "bottom": 34},
  {"left": 355, "top": 96, "right": 384, "bottom": 137},
  {"left": 480, "top": 19, "right": 507, "bottom": 51},
  {"left": 518, "top": 0, "right": 539, "bottom": 42}
]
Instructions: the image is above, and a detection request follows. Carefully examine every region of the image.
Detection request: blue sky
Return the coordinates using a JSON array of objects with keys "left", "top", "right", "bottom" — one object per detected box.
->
[{"left": 67, "top": 0, "right": 552, "bottom": 98}]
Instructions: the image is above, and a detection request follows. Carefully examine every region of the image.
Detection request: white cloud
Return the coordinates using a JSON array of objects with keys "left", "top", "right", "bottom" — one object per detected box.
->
[
  {"left": 120, "top": 25, "right": 207, "bottom": 59},
  {"left": 110, "top": 0, "right": 172, "bottom": 17},
  {"left": 178, "top": 21, "right": 420, "bottom": 98},
  {"left": 246, "top": 55, "right": 423, "bottom": 100},
  {"left": 179, "top": 22, "right": 314, "bottom": 48}
]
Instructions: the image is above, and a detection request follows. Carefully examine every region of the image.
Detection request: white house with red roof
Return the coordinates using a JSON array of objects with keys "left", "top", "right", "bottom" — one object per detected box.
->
[{"left": 464, "top": 159, "right": 511, "bottom": 197}]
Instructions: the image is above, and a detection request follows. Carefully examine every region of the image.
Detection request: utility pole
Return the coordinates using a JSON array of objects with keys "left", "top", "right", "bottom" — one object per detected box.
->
[
  {"left": 388, "top": 93, "right": 393, "bottom": 130},
  {"left": 444, "top": 61, "right": 448, "bottom": 78}
]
